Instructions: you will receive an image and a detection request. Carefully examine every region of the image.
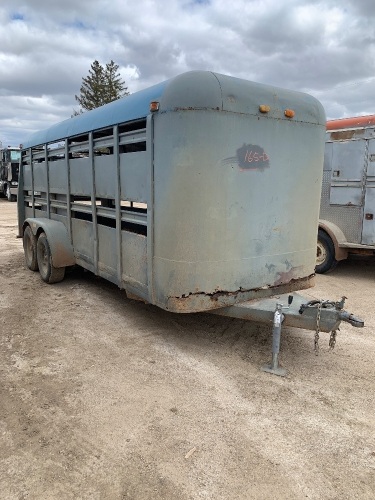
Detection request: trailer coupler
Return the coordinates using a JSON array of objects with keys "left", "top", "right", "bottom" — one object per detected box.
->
[
  {"left": 298, "top": 296, "right": 364, "bottom": 328},
  {"left": 211, "top": 292, "right": 364, "bottom": 377},
  {"left": 338, "top": 311, "right": 364, "bottom": 328}
]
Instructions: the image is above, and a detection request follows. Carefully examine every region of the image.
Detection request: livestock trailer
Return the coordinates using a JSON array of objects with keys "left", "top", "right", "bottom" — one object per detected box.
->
[
  {"left": 18, "top": 71, "right": 363, "bottom": 375},
  {"left": 317, "top": 115, "right": 375, "bottom": 273}
]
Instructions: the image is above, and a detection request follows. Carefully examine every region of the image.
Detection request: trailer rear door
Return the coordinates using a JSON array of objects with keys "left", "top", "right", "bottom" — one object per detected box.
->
[
  {"left": 329, "top": 140, "right": 365, "bottom": 207},
  {"left": 362, "top": 138, "right": 375, "bottom": 244}
]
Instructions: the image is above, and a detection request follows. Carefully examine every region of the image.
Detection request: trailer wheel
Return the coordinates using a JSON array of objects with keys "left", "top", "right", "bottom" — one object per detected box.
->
[
  {"left": 23, "top": 226, "right": 39, "bottom": 271},
  {"left": 36, "top": 233, "right": 65, "bottom": 284},
  {"left": 316, "top": 229, "right": 337, "bottom": 274},
  {"left": 5, "top": 184, "right": 16, "bottom": 202}
]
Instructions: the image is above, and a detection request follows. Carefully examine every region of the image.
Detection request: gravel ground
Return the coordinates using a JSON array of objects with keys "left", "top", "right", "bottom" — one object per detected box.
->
[{"left": 0, "top": 198, "right": 374, "bottom": 499}]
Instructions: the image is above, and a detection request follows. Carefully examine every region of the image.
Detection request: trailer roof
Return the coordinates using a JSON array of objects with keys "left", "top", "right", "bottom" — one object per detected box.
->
[
  {"left": 22, "top": 79, "right": 168, "bottom": 149},
  {"left": 327, "top": 115, "right": 375, "bottom": 131},
  {"left": 23, "top": 71, "right": 325, "bottom": 149}
]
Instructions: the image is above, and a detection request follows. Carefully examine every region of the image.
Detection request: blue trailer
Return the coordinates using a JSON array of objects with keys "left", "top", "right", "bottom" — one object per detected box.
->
[{"left": 18, "top": 71, "right": 363, "bottom": 375}]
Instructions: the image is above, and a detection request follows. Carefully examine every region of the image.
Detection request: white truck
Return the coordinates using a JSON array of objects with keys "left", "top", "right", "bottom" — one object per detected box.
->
[{"left": 317, "top": 115, "right": 375, "bottom": 273}]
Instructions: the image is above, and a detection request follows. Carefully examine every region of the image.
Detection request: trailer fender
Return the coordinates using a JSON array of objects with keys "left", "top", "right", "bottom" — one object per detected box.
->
[
  {"left": 318, "top": 220, "right": 348, "bottom": 262},
  {"left": 23, "top": 218, "right": 75, "bottom": 268}
]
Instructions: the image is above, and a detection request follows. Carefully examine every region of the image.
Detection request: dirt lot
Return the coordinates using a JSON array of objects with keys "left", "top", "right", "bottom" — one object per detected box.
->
[{"left": 0, "top": 198, "right": 374, "bottom": 500}]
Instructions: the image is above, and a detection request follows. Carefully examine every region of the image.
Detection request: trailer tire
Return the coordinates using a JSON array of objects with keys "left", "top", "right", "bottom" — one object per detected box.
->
[
  {"left": 5, "top": 184, "right": 16, "bottom": 202},
  {"left": 316, "top": 229, "right": 337, "bottom": 274},
  {"left": 37, "top": 233, "right": 65, "bottom": 284},
  {"left": 23, "top": 225, "right": 39, "bottom": 271}
]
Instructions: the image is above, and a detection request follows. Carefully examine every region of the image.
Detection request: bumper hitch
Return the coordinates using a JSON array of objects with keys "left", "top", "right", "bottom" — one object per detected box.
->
[
  {"left": 338, "top": 311, "right": 364, "bottom": 328},
  {"left": 212, "top": 293, "right": 364, "bottom": 377}
]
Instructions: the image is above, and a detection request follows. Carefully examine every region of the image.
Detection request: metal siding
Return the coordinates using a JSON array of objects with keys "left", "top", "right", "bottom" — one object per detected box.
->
[
  {"left": 320, "top": 176, "right": 363, "bottom": 244},
  {"left": 71, "top": 219, "right": 94, "bottom": 263},
  {"left": 23, "top": 164, "right": 32, "bottom": 190},
  {"left": 120, "top": 152, "right": 150, "bottom": 203},
  {"left": 328, "top": 140, "right": 366, "bottom": 206},
  {"left": 362, "top": 186, "right": 375, "bottom": 244},
  {"left": 329, "top": 186, "right": 363, "bottom": 206},
  {"left": 25, "top": 206, "right": 34, "bottom": 219},
  {"left": 121, "top": 231, "right": 148, "bottom": 287},
  {"left": 49, "top": 159, "right": 68, "bottom": 194},
  {"left": 367, "top": 139, "right": 375, "bottom": 176},
  {"left": 323, "top": 142, "right": 333, "bottom": 172},
  {"left": 98, "top": 225, "right": 117, "bottom": 276},
  {"left": 362, "top": 138, "right": 375, "bottom": 244},
  {"left": 70, "top": 158, "right": 92, "bottom": 196},
  {"left": 94, "top": 155, "right": 117, "bottom": 199},
  {"left": 33, "top": 162, "right": 48, "bottom": 192},
  {"left": 331, "top": 140, "right": 365, "bottom": 179},
  {"left": 152, "top": 108, "right": 325, "bottom": 311}
]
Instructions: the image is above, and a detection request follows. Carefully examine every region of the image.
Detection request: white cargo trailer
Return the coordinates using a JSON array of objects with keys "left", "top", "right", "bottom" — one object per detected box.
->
[{"left": 317, "top": 115, "right": 375, "bottom": 273}]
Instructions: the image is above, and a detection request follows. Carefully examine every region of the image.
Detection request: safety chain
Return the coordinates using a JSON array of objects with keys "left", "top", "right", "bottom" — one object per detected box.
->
[
  {"left": 314, "top": 300, "right": 322, "bottom": 355},
  {"left": 300, "top": 298, "right": 346, "bottom": 353},
  {"left": 329, "top": 329, "right": 338, "bottom": 349}
]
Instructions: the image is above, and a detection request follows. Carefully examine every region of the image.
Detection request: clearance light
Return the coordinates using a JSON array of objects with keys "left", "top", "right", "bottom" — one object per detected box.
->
[
  {"left": 150, "top": 101, "right": 160, "bottom": 112},
  {"left": 284, "top": 109, "right": 295, "bottom": 118},
  {"left": 259, "top": 105, "right": 271, "bottom": 113}
]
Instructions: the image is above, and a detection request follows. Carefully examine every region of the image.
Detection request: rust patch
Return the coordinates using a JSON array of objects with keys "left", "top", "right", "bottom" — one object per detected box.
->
[
  {"left": 329, "top": 130, "right": 363, "bottom": 141},
  {"left": 274, "top": 266, "right": 304, "bottom": 286},
  {"left": 126, "top": 291, "right": 150, "bottom": 304},
  {"left": 167, "top": 275, "right": 314, "bottom": 313}
]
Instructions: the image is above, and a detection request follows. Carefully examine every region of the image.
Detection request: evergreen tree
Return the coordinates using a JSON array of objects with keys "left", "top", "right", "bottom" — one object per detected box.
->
[
  {"left": 105, "top": 60, "right": 129, "bottom": 102},
  {"left": 74, "top": 60, "right": 129, "bottom": 114}
]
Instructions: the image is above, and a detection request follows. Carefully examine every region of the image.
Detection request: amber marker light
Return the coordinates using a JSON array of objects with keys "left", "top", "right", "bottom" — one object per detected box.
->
[
  {"left": 150, "top": 101, "right": 160, "bottom": 112},
  {"left": 284, "top": 109, "right": 295, "bottom": 118},
  {"left": 259, "top": 105, "right": 271, "bottom": 113}
]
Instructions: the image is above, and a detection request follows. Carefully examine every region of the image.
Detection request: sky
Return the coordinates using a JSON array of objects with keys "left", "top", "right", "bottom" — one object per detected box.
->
[{"left": 1, "top": 0, "right": 375, "bottom": 146}]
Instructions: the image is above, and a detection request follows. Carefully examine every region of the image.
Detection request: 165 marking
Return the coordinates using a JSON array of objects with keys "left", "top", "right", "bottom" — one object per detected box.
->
[{"left": 244, "top": 150, "right": 269, "bottom": 163}]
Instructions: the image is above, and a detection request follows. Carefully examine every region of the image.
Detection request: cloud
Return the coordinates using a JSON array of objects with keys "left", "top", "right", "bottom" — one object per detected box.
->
[{"left": 0, "top": 0, "right": 375, "bottom": 145}]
